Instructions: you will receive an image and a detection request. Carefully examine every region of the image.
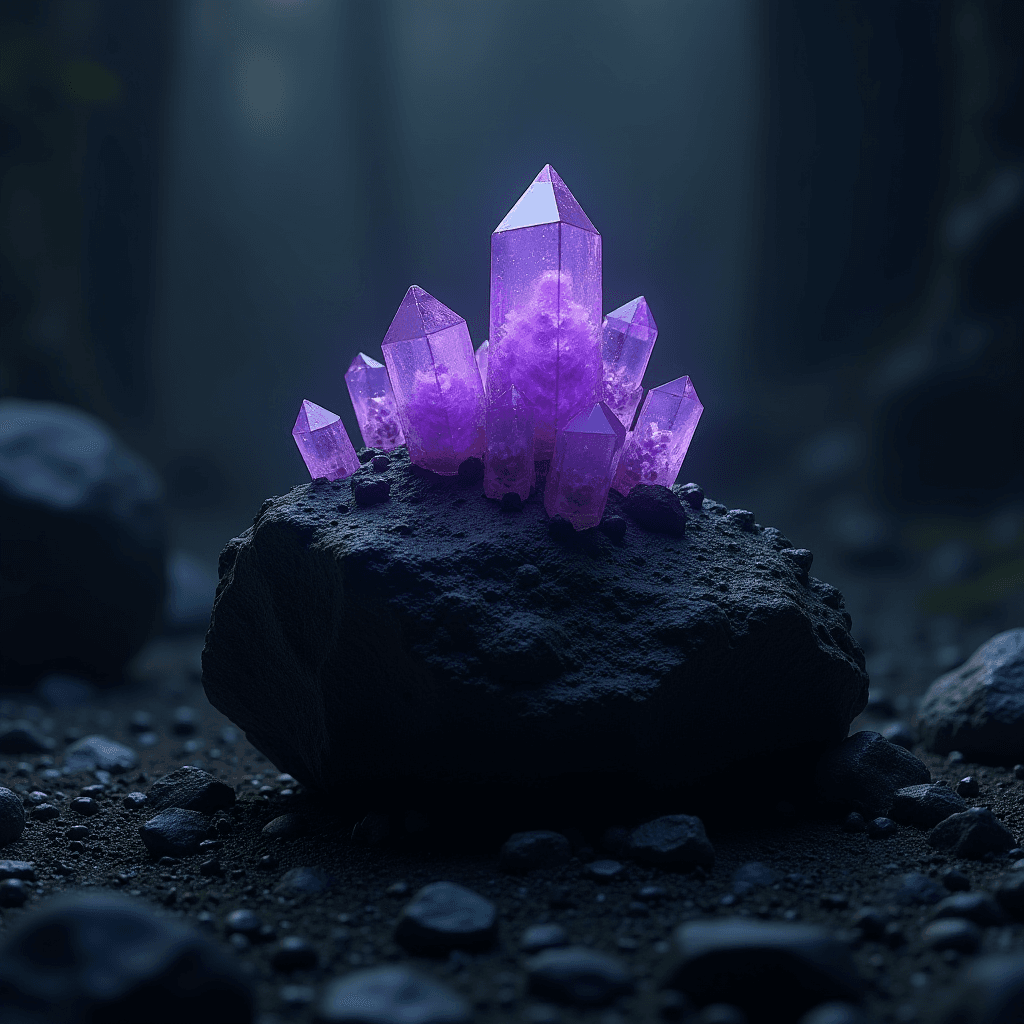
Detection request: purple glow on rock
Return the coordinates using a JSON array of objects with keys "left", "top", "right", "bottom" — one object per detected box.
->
[
  {"left": 475, "top": 339, "right": 489, "bottom": 394},
  {"left": 381, "top": 285, "right": 486, "bottom": 476},
  {"left": 291, "top": 400, "right": 360, "bottom": 481},
  {"left": 611, "top": 376, "right": 703, "bottom": 496},
  {"left": 489, "top": 165, "right": 602, "bottom": 459},
  {"left": 484, "top": 384, "right": 535, "bottom": 502},
  {"left": 544, "top": 402, "right": 626, "bottom": 531},
  {"left": 601, "top": 296, "right": 658, "bottom": 429},
  {"left": 344, "top": 352, "right": 406, "bottom": 451}
]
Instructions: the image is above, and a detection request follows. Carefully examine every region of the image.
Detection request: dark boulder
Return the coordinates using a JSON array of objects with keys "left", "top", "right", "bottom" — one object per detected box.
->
[
  {"left": 146, "top": 766, "right": 236, "bottom": 814},
  {"left": 526, "top": 946, "right": 633, "bottom": 1006},
  {"left": 888, "top": 784, "right": 967, "bottom": 828},
  {"left": 929, "top": 807, "right": 1017, "bottom": 859},
  {"left": 394, "top": 881, "right": 497, "bottom": 954},
  {"left": 628, "top": 814, "right": 714, "bottom": 869},
  {"left": 139, "top": 808, "right": 211, "bottom": 858}
]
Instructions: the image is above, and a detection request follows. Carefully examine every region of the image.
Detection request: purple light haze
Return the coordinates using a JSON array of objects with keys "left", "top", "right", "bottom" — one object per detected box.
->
[
  {"left": 344, "top": 352, "right": 406, "bottom": 451},
  {"left": 489, "top": 165, "right": 602, "bottom": 459},
  {"left": 601, "top": 296, "right": 658, "bottom": 429},
  {"left": 475, "top": 339, "right": 490, "bottom": 394},
  {"left": 381, "top": 285, "right": 486, "bottom": 476},
  {"left": 291, "top": 399, "right": 360, "bottom": 481},
  {"left": 611, "top": 375, "right": 704, "bottom": 496},
  {"left": 484, "top": 384, "right": 535, "bottom": 502},
  {"left": 544, "top": 401, "right": 626, "bottom": 531}
]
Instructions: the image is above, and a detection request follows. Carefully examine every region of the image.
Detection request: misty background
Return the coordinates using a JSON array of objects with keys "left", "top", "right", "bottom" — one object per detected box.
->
[{"left": 2, "top": 0, "right": 1022, "bottom": 703}]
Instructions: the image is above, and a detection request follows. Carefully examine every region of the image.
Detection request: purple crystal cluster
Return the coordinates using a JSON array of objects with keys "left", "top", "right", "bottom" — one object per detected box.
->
[{"left": 289, "top": 164, "right": 703, "bottom": 525}]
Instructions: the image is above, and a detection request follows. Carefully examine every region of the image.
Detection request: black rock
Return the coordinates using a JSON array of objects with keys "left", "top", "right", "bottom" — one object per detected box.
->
[
  {"left": 761, "top": 527, "right": 792, "bottom": 550},
  {"left": 275, "top": 867, "right": 332, "bottom": 896},
  {"left": 676, "top": 483, "right": 705, "bottom": 511},
  {"left": 0, "top": 892, "right": 252, "bottom": 1022},
  {"left": 0, "top": 879, "right": 28, "bottom": 907},
  {"left": 271, "top": 935, "right": 318, "bottom": 972},
  {"left": 521, "top": 923, "right": 569, "bottom": 952},
  {"left": 352, "top": 477, "right": 391, "bottom": 508},
  {"left": 139, "top": 808, "right": 210, "bottom": 858},
  {"left": 628, "top": 814, "right": 714, "bottom": 869},
  {"left": 123, "top": 791, "right": 148, "bottom": 809},
  {"left": 202, "top": 448, "right": 867, "bottom": 794},
  {"left": 934, "top": 891, "right": 1007, "bottom": 926},
  {"left": 147, "top": 766, "right": 236, "bottom": 814},
  {"left": 725, "top": 509, "right": 756, "bottom": 532},
  {"left": 64, "top": 735, "right": 138, "bottom": 774},
  {"left": 0, "top": 400, "right": 167, "bottom": 682},
  {"left": 457, "top": 457, "right": 484, "bottom": 484},
  {"left": 371, "top": 455, "right": 391, "bottom": 473},
  {"left": 357, "top": 448, "right": 382, "bottom": 464},
  {"left": 916, "top": 629, "right": 1024, "bottom": 761},
  {"left": 923, "top": 918, "right": 982, "bottom": 953},
  {"left": 501, "top": 492, "right": 523, "bottom": 513},
  {"left": 395, "top": 881, "right": 497, "bottom": 954},
  {"left": 262, "top": 812, "right": 310, "bottom": 839},
  {"left": 226, "top": 909, "right": 263, "bottom": 937},
  {"left": 585, "top": 859, "right": 624, "bottom": 882},
  {"left": 894, "top": 872, "right": 945, "bottom": 906},
  {"left": 815, "top": 731, "right": 931, "bottom": 818},
  {"left": 0, "top": 788, "right": 26, "bottom": 847},
  {"left": 622, "top": 484, "right": 687, "bottom": 536},
  {"left": 0, "top": 721, "right": 52, "bottom": 754},
  {"left": 317, "top": 965, "right": 471, "bottom": 1024},
  {"left": 526, "top": 946, "right": 632, "bottom": 1006},
  {"left": 888, "top": 784, "right": 968, "bottom": 828},
  {"left": 546, "top": 515, "right": 576, "bottom": 542},
  {"left": 70, "top": 797, "right": 98, "bottom": 817},
  {"left": 0, "top": 860, "right": 35, "bottom": 880},
  {"left": 30, "top": 803, "right": 59, "bottom": 821},
  {"left": 943, "top": 868, "right": 972, "bottom": 892},
  {"left": 661, "top": 919, "right": 862, "bottom": 1024},
  {"left": 993, "top": 872, "right": 1024, "bottom": 918},
  {"left": 598, "top": 515, "right": 627, "bottom": 542},
  {"left": 842, "top": 812, "right": 866, "bottom": 834},
  {"left": 866, "top": 816, "right": 898, "bottom": 839},
  {"left": 929, "top": 807, "right": 1017, "bottom": 858},
  {"left": 957, "top": 776, "right": 981, "bottom": 798},
  {"left": 935, "top": 955, "right": 1024, "bottom": 1024},
  {"left": 780, "top": 548, "right": 814, "bottom": 574},
  {"left": 500, "top": 831, "right": 571, "bottom": 873}
]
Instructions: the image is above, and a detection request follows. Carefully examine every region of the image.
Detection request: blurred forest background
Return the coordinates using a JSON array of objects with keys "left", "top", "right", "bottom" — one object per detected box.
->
[{"left": 1, "top": 0, "right": 1022, "bottom": 703}]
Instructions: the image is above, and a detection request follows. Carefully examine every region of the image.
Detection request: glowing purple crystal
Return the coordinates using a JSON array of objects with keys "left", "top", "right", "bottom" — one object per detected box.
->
[
  {"left": 611, "top": 376, "right": 703, "bottom": 496},
  {"left": 381, "top": 285, "right": 486, "bottom": 476},
  {"left": 344, "top": 352, "right": 406, "bottom": 451},
  {"left": 475, "top": 339, "right": 490, "bottom": 394},
  {"left": 291, "top": 399, "right": 360, "bottom": 481},
  {"left": 484, "top": 384, "right": 535, "bottom": 502},
  {"left": 544, "top": 401, "right": 626, "bottom": 531},
  {"left": 489, "top": 165, "right": 602, "bottom": 459},
  {"left": 601, "top": 296, "right": 658, "bottom": 429}
]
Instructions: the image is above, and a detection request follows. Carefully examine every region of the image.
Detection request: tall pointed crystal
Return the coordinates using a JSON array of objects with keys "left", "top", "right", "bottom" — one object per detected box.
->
[
  {"left": 344, "top": 352, "right": 406, "bottom": 451},
  {"left": 601, "top": 296, "right": 658, "bottom": 429},
  {"left": 484, "top": 384, "right": 535, "bottom": 502},
  {"left": 544, "top": 401, "right": 626, "bottom": 531},
  {"left": 475, "top": 339, "right": 490, "bottom": 394},
  {"left": 611, "top": 376, "right": 703, "bottom": 496},
  {"left": 489, "top": 164, "right": 602, "bottom": 458},
  {"left": 291, "top": 399, "right": 360, "bottom": 481},
  {"left": 381, "top": 285, "right": 486, "bottom": 475}
]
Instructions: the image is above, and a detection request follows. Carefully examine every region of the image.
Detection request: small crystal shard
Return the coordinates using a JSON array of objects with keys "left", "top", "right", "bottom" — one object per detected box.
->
[
  {"left": 381, "top": 285, "right": 486, "bottom": 476},
  {"left": 489, "top": 165, "right": 602, "bottom": 459},
  {"left": 601, "top": 296, "right": 658, "bottom": 429},
  {"left": 475, "top": 340, "right": 489, "bottom": 394},
  {"left": 611, "top": 376, "right": 703, "bottom": 496},
  {"left": 484, "top": 384, "right": 535, "bottom": 502},
  {"left": 544, "top": 401, "right": 626, "bottom": 531},
  {"left": 344, "top": 352, "right": 406, "bottom": 451},
  {"left": 291, "top": 400, "right": 360, "bottom": 481}
]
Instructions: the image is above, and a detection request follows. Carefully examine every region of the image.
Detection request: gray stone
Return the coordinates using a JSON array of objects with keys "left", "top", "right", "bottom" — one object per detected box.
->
[
  {"left": 0, "top": 892, "right": 252, "bottom": 1022},
  {"left": 201, "top": 447, "right": 868, "bottom": 794},
  {"left": 662, "top": 919, "right": 862, "bottom": 1021},
  {"left": 262, "top": 812, "right": 310, "bottom": 839},
  {"left": 139, "top": 808, "right": 210, "bottom": 858},
  {"left": 0, "top": 860, "right": 35, "bottom": 881},
  {"left": 893, "top": 872, "right": 945, "bottom": 906},
  {"left": 146, "top": 766, "right": 236, "bottom": 814},
  {"left": 929, "top": 807, "right": 1017, "bottom": 859},
  {"left": 395, "top": 881, "right": 497, "bottom": 954},
  {"left": 521, "top": 923, "right": 569, "bottom": 952},
  {"left": 933, "top": 891, "right": 1007, "bottom": 926},
  {"left": 628, "top": 814, "right": 714, "bottom": 869},
  {"left": 815, "top": 731, "right": 930, "bottom": 817},
  {"left": 275, "top": 867, "right": 332, "bottom": 896},
  {"left": 731, "top": 862, "right": 778, "bottom": 895},
  {"left": 499, "top": 831, "right": 571, "bottom": 873},
  {"left": 922, "top": 918, "right": 982, "bottom": 952},
  {"left": 0, "top": 788, "right": 26, "bottom": 848},
  {"left": 888, "top": 783, "right": 967, "bottom": 828},
  {"left": 0, "top": 721, "right": 52, "bottom": 754},
  {"left": 317, "top": 965, "right": 471, "bottom": 1024},
  {"left": 526, "top": 946, "right": 632, "bottom": 1006},
  {"left": 936, "top": 955, "right": 1024, "bottom": 1024},
  {"left": 64, "top": 735, "right": 138, "bottom": 774},
  {"left": 0, "top": 399, "right": 166, "bottom": 681},
  {"left": 916, "top": 629, "right": 1024, "bottom": 760}
]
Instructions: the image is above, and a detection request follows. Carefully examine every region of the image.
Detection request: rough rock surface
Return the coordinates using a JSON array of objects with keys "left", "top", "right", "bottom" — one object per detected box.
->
[
  {"left": 916, "top": 629, "right": 1024, "bottom": 761},
  {"left": 146, "top": 765, "right": 236, "bottom": 814},
  {"left": 888, "top": 783, "right": 967, "bottom": 828},
  {"left": 0, "top": 399, "right": 166, "bottom": 682},
  {"left": 202, "top": 447, "right": 868, "bottom": 794},
  {"left": 928, "top": 807, "right": 1017, "bottom": 858}
]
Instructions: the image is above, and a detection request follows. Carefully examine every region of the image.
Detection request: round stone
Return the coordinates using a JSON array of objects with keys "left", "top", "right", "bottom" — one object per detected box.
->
[
  {"left": 317, "top": 965, "right": 471, "bottom": 1024},
  {"left": 0, "top": 879, "right": 27, "bottom": 907},
  {"left": 395, "top": 881, "right": 498, "bottom": 954},
  {"left": 922, "top": 918, "right": 982, "bottom": 953},
  {"left": 526, "top": 946, "right": 632, "bottom": 1007},
  {"left": 0, "top": 788, "right": 26, "bottom": 847},
  {"left": 71, "top": 797, "right": 98, "bottom": 816},
  {"left": 271, "top": 936, "right": 318, "bottom": 972},
  {"left": 521, "top": 923, "right": 569, "bottom": 953}
]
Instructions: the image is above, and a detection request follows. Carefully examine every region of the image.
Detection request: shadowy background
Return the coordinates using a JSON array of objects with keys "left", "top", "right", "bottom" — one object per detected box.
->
[{"left": 2, "top": 0, "right": 1022, "bottom": 705}]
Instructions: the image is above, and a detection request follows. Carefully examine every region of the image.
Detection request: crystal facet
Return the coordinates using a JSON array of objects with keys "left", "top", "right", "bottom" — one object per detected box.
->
[
  {"left": 344, "top": 352, "right": 406, "bottom": 451},
  {"left": 544, "top": 401, "right": 626, "bottom": 531},
  {"left": 381, "top": 285, "right": 486, "bottom": 476},
  {"left": 611, "top": 376, "right": 704, "bottom": 496},
  {"left": 489, "top": 165, "right": 602, "bottom": 459},
  {"left": 601, "top": 296, "right": 658, "bottom": 429},
  {"left": 484, "top": 384, "right": 535, "bottom": 502},
  {"left": 291, "top": 399, "right": 360, "bottom": 481},
  {"left": 475, "top": 339, "right": 489, "bottom": 394}
]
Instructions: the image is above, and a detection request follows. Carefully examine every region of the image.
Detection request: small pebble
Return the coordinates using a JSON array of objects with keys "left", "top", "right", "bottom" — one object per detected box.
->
[
  {"left": 370, "top": 454, "right": 391, "bottom": 472},
  {"left": 271, "top": 935, "right": 318, "bottom": 972},
  {"left": 122, "top": 792, "right": 147, "bottom": 809},
  {"left": 842, "top": 812, "right": 866, "bottom": 834},
  {"left": 70, "top": 798, "right": 98, "bottom": 817},
  {"left": 30, "top": 803, "right": 60, "bottom": 822},
  {"left": 67, "top": 825, "right": 90, "bottom": 840},
  {"left": 396, "top": 881, "right": 497, "bottom": 953},
  {"left": 921, "top": 918, "right": 981, "bottom": 953},
  {"left": 526, "top": 946, "right": 633, "bottom": 1007},
  {"left": 521, "top": 923, "right": 569, "bottom": 952},
  {"left": 867, "top": 817, "right": 897, "bottom": 839},
  {"left": 0, "top": 878, "right": 28, "bottom": 907},
  {"left": 585, "top": 859, "right": 624, "bottom": 882},
  {"left": 226, "top": 908, "right": 263, "bottom": 937},
  {"left": 956, "top": 777, "right": 980, "bottom": 798}
]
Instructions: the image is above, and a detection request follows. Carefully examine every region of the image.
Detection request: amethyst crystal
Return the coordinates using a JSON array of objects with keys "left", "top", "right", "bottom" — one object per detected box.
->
[
  {"left": 475, "top": 340, "right": 489, "bottom": 394},
  {"left": 381, "top": 286, "right": 486, "bottom": 476},
  {"left": 484, "top": 384, "right": 535, "bottom": 502},
  {"left": 291, "top": 400, "right": 360, "bottom": 481},
  {"left": 344, "top": 352, "right": 406, "bottom": 451},
  {"left": 544, "top": 402, "right": 626, "bottom": 530},
  {"left": 601, "top": 296, "right": 658, "bottom": 429},
  {"left": 489, "top": 165, "right": 602, "bottom": 458}
]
